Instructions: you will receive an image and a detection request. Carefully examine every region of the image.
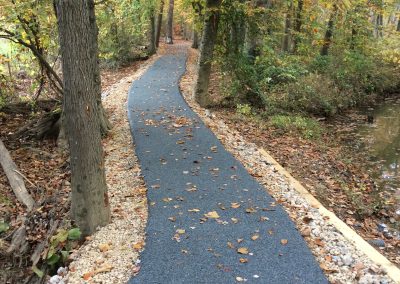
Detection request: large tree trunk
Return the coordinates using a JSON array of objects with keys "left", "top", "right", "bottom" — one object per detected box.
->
[
  {"left": 194, "top": 0, "right": 221, "bottom": 108},
  {"left": 55, "top": 0, "right": 110, "bottom": 236},
  {"left": 320, "top": 4, "right": 337, "bottom": 56},
  {"left": 166, "top": 0, "right": 174, "bottom": 44},
  {"left": 155, "top": 0, "right": 165, "bottom": 48},
  {"left": 292, "top": 0, "right": 303, "bottom": 53}
]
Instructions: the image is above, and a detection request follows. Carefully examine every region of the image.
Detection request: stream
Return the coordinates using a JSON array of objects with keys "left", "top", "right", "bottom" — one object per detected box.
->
[{"left": 356, "top": 97, "right": 400, "bottom": 226}]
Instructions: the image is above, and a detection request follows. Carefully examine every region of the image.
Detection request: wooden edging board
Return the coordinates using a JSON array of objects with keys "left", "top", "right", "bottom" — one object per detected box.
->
[{"left": 258, "top": 148, "right": 400, "bottom": 283}]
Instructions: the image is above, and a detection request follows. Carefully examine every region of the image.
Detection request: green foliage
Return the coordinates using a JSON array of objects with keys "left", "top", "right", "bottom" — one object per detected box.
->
[
  {"left": 269, "top": 115, "right": 323, "bottom": 139},
  {"left": 45, "top": 227, "right": 82, "bottom": 268},
  {"left": 236, "top": 103, "right": 252, "bottom": 116}
]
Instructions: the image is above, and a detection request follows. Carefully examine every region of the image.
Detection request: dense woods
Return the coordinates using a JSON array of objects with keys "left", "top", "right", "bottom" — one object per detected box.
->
[{"left": 0, "top": 0, "right": 399, "bottom": 282}]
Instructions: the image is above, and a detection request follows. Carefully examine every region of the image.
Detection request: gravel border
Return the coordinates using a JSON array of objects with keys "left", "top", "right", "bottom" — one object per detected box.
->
[
  {"left": 62, "top": 54, "right": 162, "bottom": 284},
  {"left": 179, "top": 45, "right": 395, "bottom": 284}
]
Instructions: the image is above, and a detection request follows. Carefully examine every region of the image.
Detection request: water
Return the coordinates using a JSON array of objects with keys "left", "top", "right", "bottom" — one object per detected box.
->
[{"left": 357, "top": 98, "right": 400, "bottom": 218}]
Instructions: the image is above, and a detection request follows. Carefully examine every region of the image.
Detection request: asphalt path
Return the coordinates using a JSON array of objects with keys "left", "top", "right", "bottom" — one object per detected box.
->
[{"left": 127, "top": 46, "right": 327, "bottom": 284}]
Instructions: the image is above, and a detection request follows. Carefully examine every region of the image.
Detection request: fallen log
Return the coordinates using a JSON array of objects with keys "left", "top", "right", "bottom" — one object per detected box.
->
[{"left": 0, "top": 139, "right": 35, "bottom": 211}]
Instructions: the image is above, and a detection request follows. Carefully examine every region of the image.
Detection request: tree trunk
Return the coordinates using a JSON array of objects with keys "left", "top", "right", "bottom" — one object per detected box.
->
[
  {"left": 148, "top": 8, "right": 156, "bottom": 55},
  {"left": 166, "top": 0, "right": 174, "bottom": 44},
  {"left": 155, "top": 0, "right": 165, "bottom": 48},
  {"left": 397, "top": 18, "right": 400, "bottom": 31},
  {"left": 194, "top": 0, "right": 221, "bottom": 108},
  {"left": 282, "top": 1, "right": 293, "bottom": 53},
  {"left": 292, "top": 0, "right": 303, "bottom": 53},
  {"left": 55, "top": 0, "right": 110, "bottom": 236},
  {"left": 192, "top": 29, "right": 199, "bottom": 49},
  {"left": 246, "top": 0, "right": 269, "bottom": 61},
  {"left": 320, "top": 4, "right": 337, "bottom": 56}
]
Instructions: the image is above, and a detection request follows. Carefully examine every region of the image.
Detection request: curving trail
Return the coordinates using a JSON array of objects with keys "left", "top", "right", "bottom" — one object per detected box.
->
[{"left": 127, "top": 44, "right": 327, "bottom": 284}]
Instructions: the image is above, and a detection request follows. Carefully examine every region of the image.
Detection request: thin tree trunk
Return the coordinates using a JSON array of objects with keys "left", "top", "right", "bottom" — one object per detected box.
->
[
  {"left": 166, "top": 0, "right": 174, "bottom": 44},
  {"left": 292, "top": 0, "right": 303, "bottom": 53},
  {"left": 155, "top": 0, "right": 164, "bottom": 48},
  {"left": 55, "top": 0, "right": 110, "bottom": 236},
  {"left": 282, "top": 1, "right": 293, "bottom": 53},
  {"left": 194, "top": 0, "right": 221, "bottom": 108},
  {"left": 397, "top": 18, "right": 400, "bottom": 31},
  {"left": 148, "top": 8, "right": 156, "bottom": 55},
  {"left": 246, "top": 0, "right": 269, "bottom": 61},
  {"left": 192, "top": 29, "right": 199, "bottom": 48},
  {"left": 320, "top": 4, "right": 337, "bottom": 56}
]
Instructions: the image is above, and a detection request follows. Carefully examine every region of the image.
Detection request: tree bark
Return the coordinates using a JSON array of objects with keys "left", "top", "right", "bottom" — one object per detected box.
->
[
  {"left": 194, "top": 0, "right": 221, "bottom": 108},
  {"left": 246, "top": 0, "right": 269, "bottom": 61},
  {"left": 292, "top": 0, "right": 303, "bottom": 53},
  {"left": 282, "top": 1, "right": 293, "bottom": 53},
  {"left": 192, "top": 29, "right": 199, "bottom": 49},
  {"left": 320, "top": 4, "right": 337, "bottom": 56},
  {"left": 397, "top": 18, "right": 400, "bottom": 32},
  {"left": 166, "top": 0, "right": 174, "bottom": 44},
  {"left": 55, "top": 0, "right": 110, "bottom": 236},
  {"left": 0, "top": 139, "right": 35, "bottom": 211},
  {"left": 148, "top": 8, "right": 156, "bottom": 55},
  {"left": 155, "top": 0, "right": 165, "bottom": 48}
]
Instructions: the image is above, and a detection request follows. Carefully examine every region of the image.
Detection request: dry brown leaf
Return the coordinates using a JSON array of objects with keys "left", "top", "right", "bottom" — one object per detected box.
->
[
  {"left": 204, "top": 211, "right": 220, "bottom": 219},
  {"left": 251, "top": 234, "right": 260, "bottom": 241},
  {"left": 231, "top": 202, "right": 241, "bottom": 209},
  {"left": 133, "top": 241, "right": 144, "bottom": 251},
  {"left": 239, "top": 258, "right": 248, "bottom": 263},
  {"left": 280, "top": 239, "right": 288, "bottom": 245},
  {"left": 237, "top": 247, "right": 249, "bottom": 255},
  {"left": 176, "top": 229, "right": 186, "bottom": 234},
  {"left": 98, "top": 243, "right": 111, "bottom": 252},
  {"left": 188, "top": 208, "right": 201, "bottom": 213}
]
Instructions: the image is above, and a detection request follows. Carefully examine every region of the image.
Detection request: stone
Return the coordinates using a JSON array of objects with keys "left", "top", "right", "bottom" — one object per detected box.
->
[
  {"left": 341, "top": 254, "right": 353, "bottom": 266},
  {"left": 368, "top": 239, "right": 385, "bottom": 248}
]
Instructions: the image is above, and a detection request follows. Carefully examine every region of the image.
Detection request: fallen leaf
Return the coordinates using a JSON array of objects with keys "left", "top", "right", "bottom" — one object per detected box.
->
[
  {"left": 231, "top": 218, "right": 239, "bottom": 224},
  {"left": 237, "top": 247, "right": 249, "bottom": 255},
  {"left": 188, "top": 208, "right": 200, "bottom": 213},
  {"left": 168, "top": 216, "right": 176, "bottom": 222},
  {"left": 251, "top": 234, "right": 260, "bottom": 241},
  {"left": 204, "top": 211, "right": 220, "bottom": 219},
  {"left": 176, "top": 229, "right": 186, "bottom": 234},
  {"left": 133, "top": 241, "right": 144, "bottom": 251},
  {"left": 98, "top": 243, "right": 110, "bottom": 252},
  {"left": 231, "top": 202, "right": 241, "bottom": 209},
  {"left": 239, "top": 258, "right": 248, "bottom": 263},
  {"left": 82, "top": 272, "right": 94, "bottom": 280},
  {"left": 245, "top": 208, "right": 257, "bottom": 213},
  {"left": 227, "top": 242, "right": 235, "bottom": 249},
  {"left": 280, "top": 239, "right": 288, "bottom": 245}
]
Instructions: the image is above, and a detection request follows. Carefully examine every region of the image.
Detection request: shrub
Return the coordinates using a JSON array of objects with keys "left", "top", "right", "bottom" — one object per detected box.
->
[{"left": 269, "top": 115, "right": 322, "bottom": 139}]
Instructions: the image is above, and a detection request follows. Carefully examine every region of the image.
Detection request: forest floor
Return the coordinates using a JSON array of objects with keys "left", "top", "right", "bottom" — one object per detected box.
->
[
  {"left": 0, "top": 55, "right": 154, "bottom": 283},
  {"left": 180, "top": 46, "right": 400, "bottom": 269}
]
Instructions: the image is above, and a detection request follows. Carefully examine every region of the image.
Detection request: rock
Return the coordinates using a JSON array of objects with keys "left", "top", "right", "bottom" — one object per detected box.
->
[
  {"left": 377, "top": 223, "right": 387, "bottom": 232},
  {"left": 368, "top": 239, "right": 385, "bottom": 248},
  {"left": 341, "top": 254, "right": 353, "bottom": 266},
  {"left": 49, "top": 275, "right": 64, "bottom": 284}
]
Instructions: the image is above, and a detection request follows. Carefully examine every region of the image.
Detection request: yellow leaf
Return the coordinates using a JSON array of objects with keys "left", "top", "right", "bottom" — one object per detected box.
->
[
  {"left": 237, "top": 247, "right": 249, "bottom": 255},
  {"left": 204, "top": 211, "right": 220, "bottom": 219}
]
